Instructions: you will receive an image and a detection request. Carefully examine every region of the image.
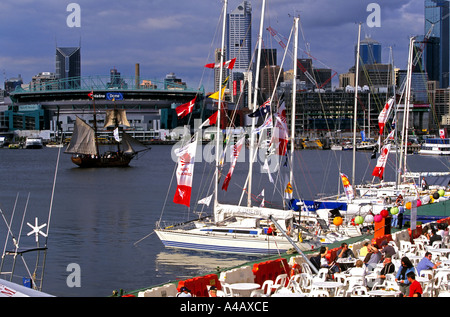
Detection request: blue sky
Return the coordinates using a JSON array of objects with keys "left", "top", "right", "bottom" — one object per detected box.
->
[{"left": 0, "top": 0, "right": 426, "bottom": 92}]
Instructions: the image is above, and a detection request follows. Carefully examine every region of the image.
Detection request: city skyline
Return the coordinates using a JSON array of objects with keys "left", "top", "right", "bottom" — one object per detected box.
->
[{"left": 0, "top": 1, "right": 434, "bottom": 93}]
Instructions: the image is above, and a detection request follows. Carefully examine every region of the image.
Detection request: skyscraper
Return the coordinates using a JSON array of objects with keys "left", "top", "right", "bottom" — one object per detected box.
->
[
  {"left": 226, "top": 1, "right": 251, "bottom": 106},
  {"left": 226, "top": 1, "right": 251, "bottom": 72},
  {"left": 356, "top": 36, "right": 382, "bottom": 67},
  {"left": 424, "top": 0, "right": 449, "bottom": 88},
  {"left": 55, "top": 47, "right": 81, "bottom": 89}
]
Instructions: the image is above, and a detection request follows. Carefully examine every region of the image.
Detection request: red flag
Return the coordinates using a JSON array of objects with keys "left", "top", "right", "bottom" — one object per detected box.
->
[
  {"left": 222, "top": 136, "right": 245, "bottom": 191},
  {"left": 176, "top": 97, "right": 197, "bottom": 118},
  {"left": 199, "top": 111, "right": 219, "bottom": 129},
  {"left": 372, "top": 143, "right": 391, "bottom": 179},
  {"left": 173, "top": 140, "right": 197, "bottom": 207},
  {"left": 205, "top": 58, "right": 236, "bottom": 70},
  {"left": 88, "top": 91, "right": 94, "bottom": 100},
  {"left": 378, "top": 97, "right": 394, "bottom": 136}
]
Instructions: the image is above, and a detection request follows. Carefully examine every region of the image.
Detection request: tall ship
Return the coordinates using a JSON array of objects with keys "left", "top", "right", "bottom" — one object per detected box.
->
[{"left": 65, "top": 94, "right": 150, "bottom": 167}]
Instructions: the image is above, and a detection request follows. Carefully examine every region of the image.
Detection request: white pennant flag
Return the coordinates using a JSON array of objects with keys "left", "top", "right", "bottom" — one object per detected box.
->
[{"left": 198, "top": 194, "right": 213, "bottom": 206}]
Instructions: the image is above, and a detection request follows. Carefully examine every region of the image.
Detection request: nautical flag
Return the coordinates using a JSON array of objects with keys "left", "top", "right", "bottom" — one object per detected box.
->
[
  {"left": 209, "top": 77, "right": 229, "bottom": 100},
  {"left": 198, "top": 111, "right": 219, "bottom": 129},
  {"left": 253, "top": 115, "right": 273, "bottom": 134},
  {"left": 284, "top": 181, "right": 293, "bottom": 200},
  {"left": 222, "top": 136, "right": 245, "bottom": 191},
  {"left": 173, "top": 139, "right": 197, "bottom": 207},
  {"left": 113, "top": 127, "right": 120, "bottom": 142},
  {"left": 372, "top": 143, "right": 391, "bottom": 179},
  {"left": 198, "top": 194, "right": 213, "bottom": 207},
  {"left": 88, "top": 90, "right": 94, "bottom": 100},
  {"left": 378, "top": 97, "right": 394, "bottom": 136},
  {"left": 270, "top": 102, "right": 289, "bottom": 156},
  {"left": 340, "top": 173, "right": 354, "bottom": 201},
  {"left": 205, "top": 57, "right": 236, "bottom": 70},
  {"left": 384, "top": 130, "right": 395, "bottom": 143},
  {"left": 360, "top": 130, "right": 366, "bottom": 142},
  {"left": 439, "top": 129, "right": 447, "bottom": 139},
  {"left": 176, "top": 97, "right": 197, "bottom": 118},
  {"left": 248, "top": 99, "right": 271, "bottom": 117}
]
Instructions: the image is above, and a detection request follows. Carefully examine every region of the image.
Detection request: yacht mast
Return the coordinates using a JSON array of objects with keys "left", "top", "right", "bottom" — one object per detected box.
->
[
  {"left": 352, "top": 23, "right": 361, "bottom": 186},
  {"left": 214, "top": 0, "right": 228, "bottom": 219},
  {"left": 247, "top": 0, "right": 266, "bottom": 207},
  {"left": 289, "top": 17, "right": 299, "bottom": 187}
]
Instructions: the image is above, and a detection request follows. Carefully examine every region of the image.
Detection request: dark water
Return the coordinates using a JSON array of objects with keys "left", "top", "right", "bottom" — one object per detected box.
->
[{"left": 0, "top": 145, "right": 449, "bottom": 297}]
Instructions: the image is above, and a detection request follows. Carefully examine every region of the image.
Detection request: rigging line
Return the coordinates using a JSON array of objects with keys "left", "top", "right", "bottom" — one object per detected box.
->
[
  {"left": 1, "top": 193, "right": 20, "bottom": 257},
  {"left": 44, "top": 145, "right": 61, "bottom": 245}
]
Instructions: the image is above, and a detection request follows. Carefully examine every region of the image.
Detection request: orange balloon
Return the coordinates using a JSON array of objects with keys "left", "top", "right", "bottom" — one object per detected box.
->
[
  {"left": 405, "top": 202, "right": 412, "bottom": 210},
  {"left": 333, "top": 216, "right": 343, "bottom": 226}
]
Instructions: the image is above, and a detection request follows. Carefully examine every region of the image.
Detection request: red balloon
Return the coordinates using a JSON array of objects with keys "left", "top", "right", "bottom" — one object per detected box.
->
[{"left": 380, "top": 209, "right": 389, "bottom": 218}]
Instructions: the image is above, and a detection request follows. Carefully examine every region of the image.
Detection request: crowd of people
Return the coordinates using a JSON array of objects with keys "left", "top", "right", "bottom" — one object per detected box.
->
[{"left": 308, "top": 221, "right": 449, "bottom": 297}]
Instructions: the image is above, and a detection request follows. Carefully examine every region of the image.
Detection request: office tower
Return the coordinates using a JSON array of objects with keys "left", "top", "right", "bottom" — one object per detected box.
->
[
  {"left": 226, "top": 1, "right": 251, "bottom": 72},
  {"left": 425, "top": 0, "right": 449, "bottom": 88},
  {"left": 55, "top": 47, "right": 81, "bottom": 89},
  {"left": 356, "top": 36, "right": 382, "bottom": 67}
]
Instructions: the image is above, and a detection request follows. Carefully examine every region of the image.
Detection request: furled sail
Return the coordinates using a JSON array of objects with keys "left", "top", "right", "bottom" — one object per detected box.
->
[
  {"left": 215, "top": 203, "right": 294, "bottom": 222},
  {"left": 65, "top": 117, "right": 98, "bottom": 155},
  {"left": 103, "top": 109, "right": 131, "bottom": 128}
]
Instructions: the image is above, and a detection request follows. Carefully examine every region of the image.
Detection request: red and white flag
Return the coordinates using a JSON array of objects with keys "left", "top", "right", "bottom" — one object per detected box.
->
[
  {"left": 378, "top": 97, "right": 394, "bottom": 136},
  {"left": 222, "top": 136, "right": 245, "bottom": 191},
  {"left": 173, "top": 140, "right": 197, "bottom": 207},
  {"left": 372, "top": 143, "right": 391, "bottom": 179},
  {"left": 205, "top": 57, "right": 236, "bottom": 70},
  {"left": 176, "top": 97, "right": 197, "bottom": 118},
  {"left": 270, "top": 102, "right": 289, "bottom": 156},
  {"left": 439, "top": 129, "right": 447, "bottom": 139},
  {"left": 198, "top": 110, "right": 219, "bottom": 129}
]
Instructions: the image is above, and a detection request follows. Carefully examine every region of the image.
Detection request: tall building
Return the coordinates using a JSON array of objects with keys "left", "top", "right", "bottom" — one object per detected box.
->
[
  {"left": 55, "top": 47, "right": 81, "bottom": 89},
  {"left": 226, "top": 1, "right": 251, "bottom": 72},
  {"left": 226, "top": 1, "right": 251, "bottom": 106},
  {"left": 356, "top": 36, "right": 382, "bottom": 67},
  {"left": 425, "top": 0, "right": 449, "bottom": 88}
]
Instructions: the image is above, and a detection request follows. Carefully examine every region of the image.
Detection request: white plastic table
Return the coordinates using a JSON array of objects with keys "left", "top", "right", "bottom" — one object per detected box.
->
[{"left": 229, "top": 283, "right": 261, "bottom": 297}]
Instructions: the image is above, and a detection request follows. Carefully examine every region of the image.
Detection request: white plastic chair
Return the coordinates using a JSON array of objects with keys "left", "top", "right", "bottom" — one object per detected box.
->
[
  {"left": 301, "top": 262, "right": 313, "bottom": 275},
  {"left": 348, "top": 285, "right": 369, "bottom": 297},
  {"left": 221, "top": 283, "right": 234, "bottom": 297},
  {"left": 432, "top": 241, "right": 443, "bottom": 249},
  {"left": 313, "top": 268, "right": 329, "bottom": 282},
  {"left": 261, "top": 280, "right": 274, "bottom": 296},
  {"left": 272, "top": 273, "right": 288, "bottom": 291},
  {"left": 298, "top": 273, "right": 314, "bottom": 293}
]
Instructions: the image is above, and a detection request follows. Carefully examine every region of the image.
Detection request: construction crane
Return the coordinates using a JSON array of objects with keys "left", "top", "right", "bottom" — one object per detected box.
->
[{"left": 266, "top": 25, "right": 337, "bottom": 90}]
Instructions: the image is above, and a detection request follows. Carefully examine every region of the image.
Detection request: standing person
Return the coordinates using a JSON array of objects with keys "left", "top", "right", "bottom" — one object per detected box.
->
[
  {"left": 416, "top": 252, "right": 441, "bottom": 275},
  {"left": 405, "top": 272, "right": 422, "bottom": 297},
  {"left": 395, "top": 257, "right": 415, "bottom": 296},
  {"left": 397, "top": 206, "right": 404, "bottom": 229}
]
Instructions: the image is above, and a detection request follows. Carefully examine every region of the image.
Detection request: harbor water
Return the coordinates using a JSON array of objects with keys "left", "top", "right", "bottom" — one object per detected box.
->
[{"left": 0, "top": 145, "right": 449, "bottom": 297}]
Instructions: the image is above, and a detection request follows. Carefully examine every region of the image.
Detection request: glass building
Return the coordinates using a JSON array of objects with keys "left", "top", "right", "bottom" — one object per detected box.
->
[
  {"left": 55, "top": 47, "right": 81, "bottom": 89},
  {"left": 424, "top": 0, "right": 449, "bottom": 88},
  {"left": 226, "top": 1, "right": 252, "bottom": 72}
]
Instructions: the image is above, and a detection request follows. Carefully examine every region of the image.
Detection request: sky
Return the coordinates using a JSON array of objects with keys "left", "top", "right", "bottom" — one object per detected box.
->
[{"left": 0, "top": 0, "right": 427, "bottom": 93}]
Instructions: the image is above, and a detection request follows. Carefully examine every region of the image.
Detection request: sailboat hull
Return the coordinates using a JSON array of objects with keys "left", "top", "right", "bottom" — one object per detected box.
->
[
  {"left": 155, "top": 228, "right": 319, "bottom": 255},
  {"left": 71, "top": 154, "right": 134, "bottom": 168}
]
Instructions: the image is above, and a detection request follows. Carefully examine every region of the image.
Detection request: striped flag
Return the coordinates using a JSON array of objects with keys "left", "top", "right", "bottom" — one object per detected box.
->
[{"left": 205, "top": 58, "right": 236, "bottom": 70}]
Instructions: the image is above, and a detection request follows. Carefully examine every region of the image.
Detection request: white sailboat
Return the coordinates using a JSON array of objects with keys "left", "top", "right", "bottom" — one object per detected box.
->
[{"left": 154, "top": 4, "right": 321, "bottom": 255}]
